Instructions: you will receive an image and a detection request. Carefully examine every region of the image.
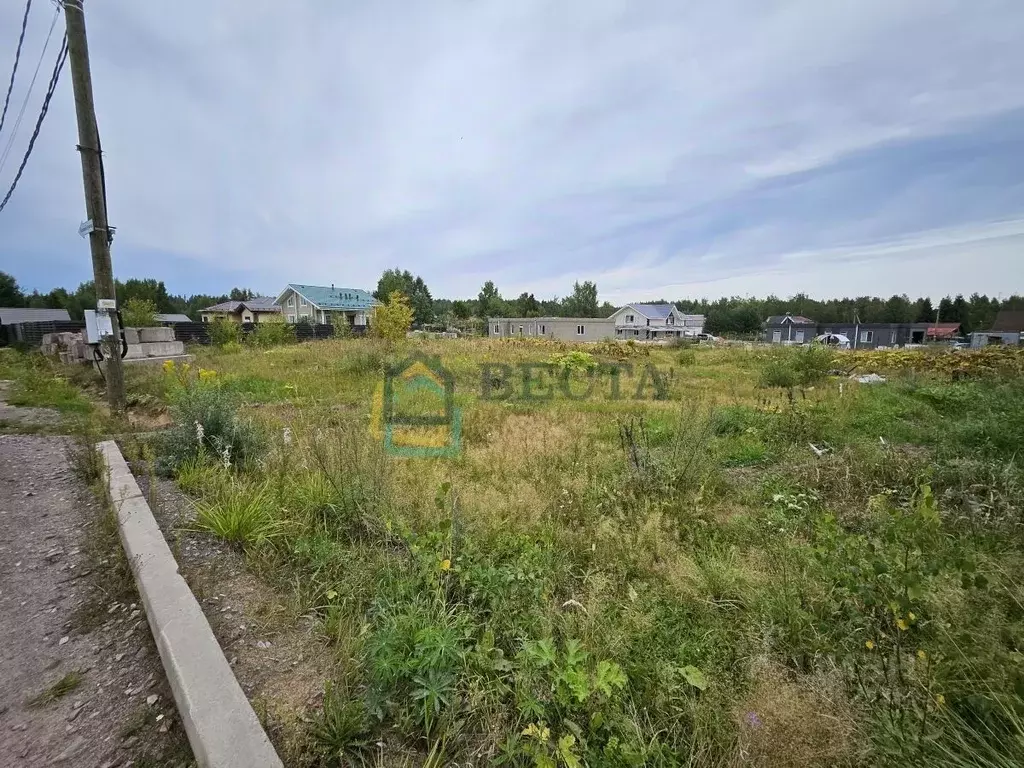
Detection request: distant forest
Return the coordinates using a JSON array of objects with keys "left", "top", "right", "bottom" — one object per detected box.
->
[{"left": 2, "top": 269, "right": 1021, "bottom": 336}]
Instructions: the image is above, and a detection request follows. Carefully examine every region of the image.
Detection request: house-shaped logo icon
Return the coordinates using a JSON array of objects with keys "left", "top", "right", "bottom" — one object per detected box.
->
[{"left": 381, "top": 353, "right": 461, "bottom": 457}]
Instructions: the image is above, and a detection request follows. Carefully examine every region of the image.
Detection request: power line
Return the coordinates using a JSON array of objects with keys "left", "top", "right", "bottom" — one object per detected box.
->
[
  {"left": 0, "top": 6, "right": 60, "bottom": 176},
  {"left": 0, "top": 0, "right": 33, "bottom": 138},
  {"left": 0, "top": 33, "right": 67, "bottom": 214}
]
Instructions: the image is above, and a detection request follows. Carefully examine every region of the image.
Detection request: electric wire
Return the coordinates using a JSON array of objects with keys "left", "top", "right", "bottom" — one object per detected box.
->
[{"left": 0, "top": 0, "right": 34, "bottom": 139}]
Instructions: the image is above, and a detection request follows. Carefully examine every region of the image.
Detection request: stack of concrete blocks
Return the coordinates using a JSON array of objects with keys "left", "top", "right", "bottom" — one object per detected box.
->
[
  {"left": 41, "top": 327, "right": 192, "bottom": 366},
  {"left": 41, "top": 331, "right": 91, "bottom": 364},
  {"left": 121, "top": 327, "right": 189, "bottom": 362}
]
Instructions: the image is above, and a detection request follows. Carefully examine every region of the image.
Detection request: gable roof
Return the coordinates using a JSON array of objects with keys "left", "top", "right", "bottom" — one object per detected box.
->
[
  {"left": 765, "top": 314, "right": 815, "bottom": 325},
  {"left": 0, "top": 307, "right": 72, "bottom": 325},
  {"left": 201, "top": 297, "right": 281, "bottom": 313},
  {"left": 278, "top": 284, "right": 377, "bottom": 310},
  {"left": 990, "top": 310, "right": 1024, "bottom": 333},
  {"left": 621, "top": 302, "right": 676, "bottom": 319}
]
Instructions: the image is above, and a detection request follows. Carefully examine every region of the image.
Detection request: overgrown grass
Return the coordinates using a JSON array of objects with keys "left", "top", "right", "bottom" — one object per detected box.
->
[
  {"left": 150, "top": 338, "right": 1024, "bottom": 766},
  {"left": 0, "top": 349, "right": 93, "bottom": 414},
  {"left": 26, "top": 670, "right": 84, "bottom": 708}
]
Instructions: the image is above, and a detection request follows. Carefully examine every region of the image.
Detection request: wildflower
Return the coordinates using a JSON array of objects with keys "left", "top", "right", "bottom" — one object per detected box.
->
[
  {"left": 745, "top": 711, "right": 763, "bottom": 728},
  {"left": 439, "top": 558, "right": 451, "bottom": 571},
  {"left": 199, "top": 368, "right": 217, "bottom": 382},
  {"left": 282, "top": 427, "right": 292, "bottom": 446},
  {"left": 908, "top": 611, "right": 916, "bottom": 622},
  {"left": 221, "top": 445, "right": 232, "bottom": 469},
  {"left": 936, "top": 694, "right": 945, "bottom": 707},
  {"left": 162, "top": 360, "right": 175, "bottom": 374},
  {"left": 865, "top": 640, "right": 875, "bottom": 650},
  {"left": 917, "top": 649, "right": 926, "bottom": 660},
  {"left": 194, "top": 421, "right": 205, "bottom": 445},
  {"left": 897, "top": 619, "right": 909, "bottom": 632}
]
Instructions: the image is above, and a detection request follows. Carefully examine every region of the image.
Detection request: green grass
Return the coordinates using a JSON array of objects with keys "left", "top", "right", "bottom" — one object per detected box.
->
[
  {"left": 0, "top": 349, "right": 93, "bottom": 414},
  {"left": 138, "top": 339, "right": 1024, "bottom": 766}
]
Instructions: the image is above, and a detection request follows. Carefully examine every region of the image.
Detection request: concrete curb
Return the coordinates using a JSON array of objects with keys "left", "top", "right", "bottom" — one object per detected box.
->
[{"left": 97, "top": 440, "right": 283, "bottom": 768}]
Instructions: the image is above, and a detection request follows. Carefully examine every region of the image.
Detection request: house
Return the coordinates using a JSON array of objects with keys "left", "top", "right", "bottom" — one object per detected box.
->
[
  {"left": 274, "top": 284, "right": 377, "bottom": 327},
  {"left": 763, "top": 314, "right": 817, "bottom": 344},
  {"left": 199, "top": 297, "right": 282, "bottom": 324},
  {"left": 609, "top": 303, "right": 705, "bottom": 341},
  {"left": 0, "top": 307, "right": 72, "bottom": 326},
  {"left": 969, "top": 310, "right": 1024, "bottom": 348},
  {"left": 488, "top": 317, "right": 615, "bottom": 342}
]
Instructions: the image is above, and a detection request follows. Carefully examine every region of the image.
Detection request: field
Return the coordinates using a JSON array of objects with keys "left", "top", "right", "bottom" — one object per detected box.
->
[{"left": 6, "top": 339, "right": 1024, "bottom": 766}]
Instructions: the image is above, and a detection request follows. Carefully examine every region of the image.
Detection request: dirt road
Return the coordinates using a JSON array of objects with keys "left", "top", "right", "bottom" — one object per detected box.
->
[{"left": 0, "top": 434, "right": 192, "bottom": 767}]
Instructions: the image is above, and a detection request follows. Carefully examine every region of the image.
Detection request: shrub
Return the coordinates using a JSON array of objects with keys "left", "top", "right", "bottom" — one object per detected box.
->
[
  {"left": 121, "top": 297, "right": 157, "bottom": 328},
  {"left": 677, "top": 348, "right": 697, "bottom": 366},
  {"left": 158, "top": 363, "right": 264, "bottom": 473},
  {"left": 548, "top": 350, "right": 597, "bottom": 373},
  {"left": 372, "top": 291, "right": 414, "bottom": 342},
  {"left": 208, "top": 318, "right": 241, "bottom": 346},
  {"left": 246, "top": 321, "right": 294, "bottom": 349},
  {"left": 758, "top": 357, "right": 798, "bottom": 388},
  {"left": 792, "top": 345, "right": 835, "bottom": 385}
]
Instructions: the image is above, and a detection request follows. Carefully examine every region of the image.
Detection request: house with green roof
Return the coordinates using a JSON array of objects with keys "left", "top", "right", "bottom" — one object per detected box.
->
[{"left": 274, "top": 284, "right": 379, "bottom": 327}]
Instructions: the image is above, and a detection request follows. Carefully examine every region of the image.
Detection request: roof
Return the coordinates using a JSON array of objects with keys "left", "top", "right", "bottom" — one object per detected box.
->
[
  {"left": 277, "top": 284, "right": 377, "bottom": 310},
  {"left": 0, "top": 307, "right": 72, "bottom": 325},
  {"left": 990, "top": 310, "right": 1024, "bottom": 333},
  {"left": 201, "top": 297, "right": 281, "bottom": 313},
  {"left": 765, "top": 314, "right": 815, "bottom": 325},
  {"left": 926, "top": 323, "right": 961, "bottom": 338},
  {"left": 154, "top": 313, "right": 192, "bottom": 323},
  {"left": 622, "top": 302, "right": 675, "bottom": 319}
]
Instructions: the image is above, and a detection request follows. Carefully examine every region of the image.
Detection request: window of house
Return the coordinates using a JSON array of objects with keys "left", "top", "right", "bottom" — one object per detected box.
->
[
  {"left": 577, "top": 325, "right": 585, "bottom": 335},
  {"left": 202, "top": 316, "right": 209, "bottom": 323},
  {"left": 299, "top": 297, "right": 308, "bottom": 307},
  {"left": 540, "top": 324, "right": 545, "bottom": 334},
  {"left": 772, "top": 330, "right": 782, "bottom": 343},
  {"left": 667, "top": 315, "right": 674, "bottom": 324},
  {"left": 518, "top": 325, "right": 524, "bottom": 335},
  {"left": 860, "top": 330, "right": 873, "bottom": 343},
  {"left": 494, "top": 324, "right": 500, "bottom": 334},
  {"left": 646, "top": 319, "right": 650, "bottom": 326},
  {"left": 287, "top": 314, "right": 295, "bottom": 323},
  {"left": 794, "top": 331, "right": 805, "bottom": 343},
  {"left": 287, "top": 296, "right": 295, "bottom": 308},
  {"left": 634, "top": 330, "right": 639, "bottom": 336},
  {"left": 625, "top": 314, "right": 634, "bottom": 323}
]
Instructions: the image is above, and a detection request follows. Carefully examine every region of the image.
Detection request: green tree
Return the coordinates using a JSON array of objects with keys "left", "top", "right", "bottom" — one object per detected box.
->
[
  {"left": 375, "top": 269, "right": 434, "bottom": 325},
  {"left": 516, "top": 292, "right": 540, "bottom": 317},
  {"left": 229, "top": 287, "right": 257, "bottom": 301},
  {"left": 0, "top": 272, "right": 24, "bottom": 306},
  {"left": 477, "top": 281, "right": 502, "bottom": 318},
  {"left": 564, "top": 281, "right": 598, "bottom": 317},
  {"left": 372, "top": 291, "right": 414, "bottom": 342},
  {"left": 451, "top": 300, "right": 471, "bottom": 320}
]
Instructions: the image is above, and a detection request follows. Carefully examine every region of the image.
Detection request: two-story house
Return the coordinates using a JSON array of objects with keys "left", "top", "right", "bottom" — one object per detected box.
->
[
  {"left": 609, "top": 303, "right": 705, "bottom": 340},
  {"left": 274, "top": 284, "right": 378, "bottom": 328}
]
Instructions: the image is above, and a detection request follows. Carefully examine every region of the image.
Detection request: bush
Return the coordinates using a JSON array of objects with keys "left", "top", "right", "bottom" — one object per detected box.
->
[
  {"left": 121, "top": 297, "right": 157, "bottom": 328},
  {"left": 677, "top": 348, "right": 697, "bottom": 366},
  {"left": 758, "top": 358, "right": 798, "bottom": 388},
  {"left": 792, "top": 345, "right": 834, "bottom": 385},
  {"left": 246, "top": 321, "right": 294, "bottom": 349},
  {"left": 208, "top": 318, "right": 240, "bottom": 346},
  {"left": 158, "top": 363, "right": 264, "bottom": 472}
]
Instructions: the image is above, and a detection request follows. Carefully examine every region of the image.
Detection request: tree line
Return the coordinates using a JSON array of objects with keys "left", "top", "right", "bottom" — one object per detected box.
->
[{"left": 3, "top": 268, "right": 1021, "bottom": 336}]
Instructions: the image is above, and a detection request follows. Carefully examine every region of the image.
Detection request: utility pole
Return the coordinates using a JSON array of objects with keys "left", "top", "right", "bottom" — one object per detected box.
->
[{"left": 63, "top": 0, "right": 125, "bottom": 411}]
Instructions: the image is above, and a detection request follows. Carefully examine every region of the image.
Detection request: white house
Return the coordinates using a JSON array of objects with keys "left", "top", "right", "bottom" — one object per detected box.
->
[{"left": 609, "top": 303, "right": 705, "bottom": 341}]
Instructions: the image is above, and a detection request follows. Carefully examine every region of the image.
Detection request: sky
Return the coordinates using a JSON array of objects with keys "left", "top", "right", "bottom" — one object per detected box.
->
[{"left": 0, "top": 0, "right": 1022, "bottom": 304}]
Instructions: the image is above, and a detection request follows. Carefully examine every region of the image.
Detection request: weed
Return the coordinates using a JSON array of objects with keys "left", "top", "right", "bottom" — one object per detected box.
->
[
  {"left": 26, "top": 670, "right": 84, "bottom": 707},
  {"left": 194, "top": 478, "right": 286, "bottom": 546},
  {"left": 308, "top": 682, "right": 371, "bottom": 764}
]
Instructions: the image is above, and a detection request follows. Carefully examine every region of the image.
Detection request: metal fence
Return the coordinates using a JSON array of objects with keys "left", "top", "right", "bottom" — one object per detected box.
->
[
  {"left": 172, "top": 322, "right": 366, "bottom": 345},
  {"left": 0, "top": 321, "right": 86, "bottom": 347}
]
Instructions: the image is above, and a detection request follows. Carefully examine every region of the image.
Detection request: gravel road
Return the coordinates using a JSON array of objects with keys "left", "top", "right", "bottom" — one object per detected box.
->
[{"left": 0, "top": 434, "right": 193, "bottom": 767}]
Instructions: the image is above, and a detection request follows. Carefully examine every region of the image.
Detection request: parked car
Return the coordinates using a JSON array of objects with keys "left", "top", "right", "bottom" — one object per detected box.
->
[{"left": 696, "top": 333, "right": 719, "bottom": 343}]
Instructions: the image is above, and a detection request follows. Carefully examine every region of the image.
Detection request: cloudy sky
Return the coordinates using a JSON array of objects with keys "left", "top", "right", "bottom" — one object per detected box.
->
[{"left": 1, "top": 0, "right": 1022, "bottom": 304}]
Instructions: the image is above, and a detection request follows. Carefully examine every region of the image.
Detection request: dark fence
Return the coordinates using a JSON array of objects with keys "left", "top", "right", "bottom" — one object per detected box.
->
[
  {"left": 0, "top": 321, "right": 86, "bottom": 347},
  {"left": 172, "top": 322, "right": 366, "bottom": 345}
]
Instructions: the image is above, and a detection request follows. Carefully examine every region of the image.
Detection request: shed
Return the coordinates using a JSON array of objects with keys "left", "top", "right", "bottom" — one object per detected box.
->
[{"left": 0, "top": 307, "right": 72, "bottom": 326}]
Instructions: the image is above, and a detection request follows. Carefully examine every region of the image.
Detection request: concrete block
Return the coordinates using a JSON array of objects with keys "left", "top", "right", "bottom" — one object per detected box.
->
[
  {"left": 138, "top": 327, "right": 175, "bottom": 343},
  {"left": 140, "top": 340, "right": 185, "bottom": 357},
  {"left": 97, "top": 441, "right": 283, "bottom": 768},
  {"left": 123, "top": 327, "right": 140, "bottom": 345}
]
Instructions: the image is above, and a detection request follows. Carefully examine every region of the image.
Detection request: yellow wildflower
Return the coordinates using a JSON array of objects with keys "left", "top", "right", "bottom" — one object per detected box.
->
[
  {"left": 199, "top": 368, "right": 217, "bottom": 382},
  {"left": 897, "top": 619, "right": 909, "bottom": 631},
  {"left": 908, "top": 612, "right": 916, "bottom": 622},
  {"left": 440, "top": 559, "right": 451, "bottom": 571},
  {"left": 917, "top": 649, "right": 926, "bottom": 660},
  {"left": 162, "top": 360, "right": 175, "bottom": 373},
  {"left": 936, "top": 694, "right": 945, "bottom": 707},
  {"left": 865, "top": 640, "right": 875, "bottom": 650}
]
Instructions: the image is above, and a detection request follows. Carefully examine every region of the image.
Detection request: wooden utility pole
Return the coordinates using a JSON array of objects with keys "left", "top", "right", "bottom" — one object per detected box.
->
[{"left": 63, "top": 0, "right": 125, "bottom": 410}]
